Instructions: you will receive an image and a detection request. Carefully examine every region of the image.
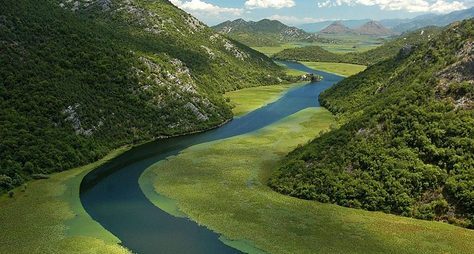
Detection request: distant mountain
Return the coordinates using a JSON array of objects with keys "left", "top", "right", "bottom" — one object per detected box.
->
[
  {"left": 392, "top": 7, "right": 474, "bottom": 32},
  {"left": 299, "top": 7, "right": 474, "bottom": 33},
  {"left": 379, "top": 18, "right": 411, "bottom": 28},
  {"left": 355, "top": 21, "right": 395, "bottom": 36},
  {"left": 319, "top": 21, "right": 354, "bottom": 34},
  {"left": 298, "top": 19, "right": 370, "bottom": 32},
  {"left": 212, "top": 19, "right": 328, "bottom": 47}
]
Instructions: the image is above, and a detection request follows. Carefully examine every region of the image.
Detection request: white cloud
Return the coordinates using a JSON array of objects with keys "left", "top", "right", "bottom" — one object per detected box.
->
[
  {"left": 170, "top": 0, "right": 243, "bottom": 16},
  {"left": 268, "top": 15, "right": 327, "bottom": 24},
  {"left": 315, "top": 0, "right": 468, "bottom": 13},
  {"left": 245, "top": 0, "right": 296, "bottom": 9}
]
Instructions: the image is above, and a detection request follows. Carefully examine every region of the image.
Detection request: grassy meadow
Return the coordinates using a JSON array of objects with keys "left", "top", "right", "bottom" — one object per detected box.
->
[
  {"left": 301, "top": 61, "right": 367, "bottom": 77},
  {"left": 0, "top": 147, "right": 132, "bottom": 254},
  {"left": 251, "top": 44, "right": 302, "bottom": 57},
  {"left": 140, "top": 107, "right": 474, "bottom": 254},
  {"left": 139, "top": 84, "right": 474, "bottom": 254},
  {"left": 224, "top": 83, "right": 303, "bottom": 116},
  {"left": 252, "top": 35, "right": 383, "bottom": 57}
]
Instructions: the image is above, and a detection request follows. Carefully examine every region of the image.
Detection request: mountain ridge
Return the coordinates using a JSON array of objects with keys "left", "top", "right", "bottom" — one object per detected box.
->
[
  {"left": 319, "top": 21, "right": 354, "bottom": 34},
  {"left": 355, "top": 20, "right": 394, "bottom": 36},
  {"left": 0, "top": 0, "right": 286, "bottom": 192},
  {"left": 298, "top": 7, "right": 474, "bottom": 33},
  {"left": 212, "top": 18, "right": 326, "bottom": 46},
  {"left": 271, "top": 18, "right": 474, "bottom": 228}
]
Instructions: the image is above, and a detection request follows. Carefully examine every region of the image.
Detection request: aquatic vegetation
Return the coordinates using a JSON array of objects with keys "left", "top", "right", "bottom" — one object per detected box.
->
[
  {"left": 301, "top": 62, "right": 366, "bottom": 77},
  {"left": 0, "top": 147, "right": 132, "bottom": 253},
  {"left": 142, "top": 108, "right": 474, "bottom": 254}
]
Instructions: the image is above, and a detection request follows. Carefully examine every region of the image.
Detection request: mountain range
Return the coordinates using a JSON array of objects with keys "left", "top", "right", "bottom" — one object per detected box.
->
[
  {"left": 0, "top": 0, "right": 286, "bottom": 192},
  {"left": 212, "top": 19, "right": 333, "bottom": 47},
  {"left": 319, "top": 20, "right": 394, "bottom": 36},
  {"left": 299, "top": 7, "right": 474, "bottom": 33}
]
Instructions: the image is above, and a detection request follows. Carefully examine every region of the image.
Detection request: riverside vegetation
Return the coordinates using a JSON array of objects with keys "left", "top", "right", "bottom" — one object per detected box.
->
[
  {"left": 0, "top": 0, "right": 296, "bottom": 193},
  {"left": 141, "top": 85, "right": 474, "bottom": 254},
  {"left": 0, "top": 147, "right": 132, "bottom": 253},
  {"left": 270, "top": 19, "right": 474, "bottom": 228}
]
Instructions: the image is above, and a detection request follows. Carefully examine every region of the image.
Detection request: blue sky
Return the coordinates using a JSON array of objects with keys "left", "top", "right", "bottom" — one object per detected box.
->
[{"left": 170, "top": 0, "right": 474, "bottom": 25}]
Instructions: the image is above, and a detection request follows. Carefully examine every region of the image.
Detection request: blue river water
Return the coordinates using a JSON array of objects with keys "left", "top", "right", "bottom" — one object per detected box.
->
[{"left": 80, "top": 61, "right": 344, "bottom": 254}]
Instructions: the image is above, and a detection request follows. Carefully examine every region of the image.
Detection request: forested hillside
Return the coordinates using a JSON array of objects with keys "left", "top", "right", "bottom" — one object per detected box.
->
[
  {"left": 212, "top": 19, "right": 332, "bottom": 47},
  {"left": 270, "top": 19, "right": 474, "bottom": 227},
  {"left": 0, "top": 0, "right": 285, "bottom": 192},
  {"left": 274, "top": 27, "right": 441, "bottom": 65}
]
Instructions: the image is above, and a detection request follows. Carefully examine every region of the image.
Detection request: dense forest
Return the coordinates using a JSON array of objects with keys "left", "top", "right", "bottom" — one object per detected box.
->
[
  {"left": 274, "top": 27, "right": 441, "bottom": 65},
  {"left": 0, "top": 0, "right": 288, "bottom": 193},
  {"left": 270, "top": 19, "right": 474, "bottom": 227}
]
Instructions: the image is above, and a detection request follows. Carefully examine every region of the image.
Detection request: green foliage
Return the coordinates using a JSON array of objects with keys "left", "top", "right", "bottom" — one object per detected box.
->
[
  {"left": 274, "top": 27, "right": 442, "bottom": 65},
  {"left": 274, "top": 45, "right": 343, "bottom": 62},
  {"left": 270, "top": 19, "right": 474, "bottom": 227},
  {"left": 0, "top": 147, "right": 131, "bottom": 253},
  {"left": 0, "top": 0, "right": 285, "bottom": 193},
  {"left": 142, "top": 107, "right": 474, "bottom": 254},
  {"left": 212, "top": 19, "right": 335, "bottom": 47},
  {"left": 301, "top": 61, "right": 367, "bottom": 77}
]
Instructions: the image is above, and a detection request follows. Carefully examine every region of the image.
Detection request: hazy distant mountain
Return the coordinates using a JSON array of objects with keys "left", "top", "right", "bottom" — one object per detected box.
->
[
  {"left": 379, "top": 18, "right": 410, "bottom": 28},
  {"left": 299, "top": 19, "right": 370, "bottom": 32},
  {"left": 319, "top": 21, "right": 354, "bottom": 34},
  {"left": 299, "top": 7, "right": 474, "bottom": 33},
  {"left": 212, "top": 19, "right": 328, "bottom": 46},
  {"left": 392, "top": 7, "right": 474, "bottom": 32},
  {"left": 355, "top": 21, "right": 395, "bottom": 36}
]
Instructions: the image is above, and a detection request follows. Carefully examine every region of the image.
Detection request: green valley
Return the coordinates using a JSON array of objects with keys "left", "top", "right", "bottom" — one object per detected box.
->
[
  {"left": 274, "top": 27, "right": 442, "bottom": 65},
  {"left": 141, "top": 95, "right": 474, "bottom": 254},
  {"left": 0, "top": 0, "right": 288, "bottom": 193},
  {"left": 1, "top": 1, "right": 474, "bottom": 254},
  {"left": 271, "top": 19, "right": 474, "bottom": 228}
]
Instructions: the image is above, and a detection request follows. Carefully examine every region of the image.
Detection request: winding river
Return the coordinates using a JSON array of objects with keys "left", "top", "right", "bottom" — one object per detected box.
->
[{"left": 80, "top": 62, "right": 344, "bottom": 254}]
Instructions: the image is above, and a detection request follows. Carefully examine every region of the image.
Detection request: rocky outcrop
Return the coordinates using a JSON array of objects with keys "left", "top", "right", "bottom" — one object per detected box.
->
[
  {"left": 436, "top": 40, "right": 474, "bottom": 109},
  {"left": 62, "top": 104, "right": 101, "bottom": 136}
]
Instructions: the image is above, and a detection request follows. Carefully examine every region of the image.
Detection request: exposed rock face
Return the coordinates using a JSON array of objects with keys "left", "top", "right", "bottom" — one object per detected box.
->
[
  {"left": 398, "top": 44, "right": 415, "bottom": 58},
  {"left": 222, "top": 39, "right": 249, "bottom": 60},
  {"left": 200, "top": 45, "right": 215, "bottom": 59},
  {"left": 185, "top": 15, "right": 205, "bottom": 33},
  {"left": 59, "top": 0, "right": 112, "bottom": 12},
  {"left": 63, "top": 104, "right": 98, "bottom": 136},
  {"left": 184, "top": 102, "right": 209, "bottom": 121},
  {"left": 437, "top": 40, "right": 474, "bottom": 109}
]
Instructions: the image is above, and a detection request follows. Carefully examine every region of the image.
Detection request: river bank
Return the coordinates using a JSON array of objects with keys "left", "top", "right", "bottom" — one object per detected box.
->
[
  {"left": 142, "top": 101, "right": 474, "bottom": 254},
  {"left": 0, "top": 146, "right": 132, "bottom": 253}
]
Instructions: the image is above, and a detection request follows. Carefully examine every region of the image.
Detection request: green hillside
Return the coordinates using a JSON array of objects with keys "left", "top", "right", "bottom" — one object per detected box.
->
[
  {"left": 212, "top": 19, "right": 336, "bottom": 47},
  {"left": 0, "top": 0, "right": 285, "bottom": 192},
  {"left": 270, "top": 19, "right": 474, "bottom": 227},
  {"left": 273, "top": 45, "right": 342, "bottom": 62},
  {"left": 274, "top": 27, "right": 441, "bottom": 65}
]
